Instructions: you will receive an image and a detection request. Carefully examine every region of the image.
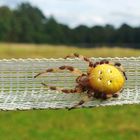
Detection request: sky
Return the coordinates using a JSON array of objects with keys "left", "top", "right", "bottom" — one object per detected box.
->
[{"left": 0, "top": 0, "right": 140, "bottom": 28}]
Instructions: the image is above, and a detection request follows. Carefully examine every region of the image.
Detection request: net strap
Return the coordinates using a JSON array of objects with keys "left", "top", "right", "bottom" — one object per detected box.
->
[{"left": 0, "top": 57, "right": 139, "bottom": 110}]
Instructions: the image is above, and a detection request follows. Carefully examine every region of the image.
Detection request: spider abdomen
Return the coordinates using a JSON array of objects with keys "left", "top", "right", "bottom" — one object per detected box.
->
[{"left": 89, "top": 64, "right": 125, "bottom": 94}]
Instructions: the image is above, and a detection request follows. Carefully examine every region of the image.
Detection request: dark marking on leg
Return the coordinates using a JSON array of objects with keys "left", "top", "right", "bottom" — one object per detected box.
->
[
  {"left": 89, "top": 62, "right": 94, "bottom": 67},
  {"left": 34, "top": 68, "right": 54, "bottom": 78},
  {"left": 100, "top": 60, "right": 109, "bottom": 64},
  {"left": 84, "top": 57, "right": 90, "bottom": 62},
  {"left": 70, "top": 89, "right": 77, "bottom": 93},
  {"left": 67, "top": 66, "right": 74, "bottom": 71},
  {"left": 93, "top": 62, "right": 100, "bottom": 67},
  {"left": 113, "top": 94, "right": 119, "bottom": 98},
  {"left": 62, "top": 89, "right": 70, "bottom": 93},
  {"left": 68, "top": 100, "right": 85, "bottom": 110},
  {"left": 59, "top": 66, "right": 65, "bottom": 70},
  {"left": 34, "top": 73, "right": 41, "bottom": 78},
  {"left": 46, "top": 68, "right": 53, "bottom": 72},
  {"left": 50, "top": 86, "right": 57, "bottom": 90},
  {"left": 42, "top": 82, "right": 82, "bottom": 94},
  {"left": 79, "top": 100, "right": 85, "bottom": 105},
  {"left": 123, "top": 71, "right": 127, "bottom": 80},
  {"left": 59, "top": 66, "right": 74, "bottom": 71},
  {"left": 65, "top": 53, "right": 94, "bottom": 68},
  {"left": 115, "top": 62, "right": 121, "bottom": 66},
  {"left": 105, "top": 61, "right": 109, "bottom": 64}
]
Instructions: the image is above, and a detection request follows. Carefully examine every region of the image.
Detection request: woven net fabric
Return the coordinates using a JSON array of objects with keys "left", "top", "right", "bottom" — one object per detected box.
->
[{"left": 0, "top": 57, "right": 139, "bottom": 110}]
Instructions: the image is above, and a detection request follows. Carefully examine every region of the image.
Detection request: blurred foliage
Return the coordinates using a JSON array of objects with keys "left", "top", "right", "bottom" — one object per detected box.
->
[{"left": 0, "top": 3, "right": 140, "bottom": 49}]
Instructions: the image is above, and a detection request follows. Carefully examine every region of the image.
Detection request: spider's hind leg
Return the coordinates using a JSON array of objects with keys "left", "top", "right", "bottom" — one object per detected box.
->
[{"left": 114, "top": 62, "right": 127, "bottom": 80}]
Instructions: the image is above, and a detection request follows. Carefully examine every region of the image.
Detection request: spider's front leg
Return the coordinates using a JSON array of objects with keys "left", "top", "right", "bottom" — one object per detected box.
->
[{"left": 34, "top": 65, "right": 83, "bottom": 78}]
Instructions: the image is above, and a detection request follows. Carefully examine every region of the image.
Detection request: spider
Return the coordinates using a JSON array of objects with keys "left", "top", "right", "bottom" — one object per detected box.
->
[{"left": 34, "top": 53, "right": 127, "bottom": 110}]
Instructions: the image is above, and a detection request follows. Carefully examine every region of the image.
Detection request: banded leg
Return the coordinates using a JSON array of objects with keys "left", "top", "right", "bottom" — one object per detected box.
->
[
  {"left": 114, "top": 62, "right": 127, "bottom": 80},
  {"left": 93, "top": 59, "right": 109, "bottom": 68},
  {"left": 112, "top": 88, "right": 124, "bottom": 98},
  {"left": 34, "top": 65, "right": 83, "bottom": 78},
  {"left": 42, "top": 83, "right": 84, "bottom": 94},
  {"left": 68, "top": 89, "right": 94, "bottom": 110},
  {"left": 99, "top": 88, "right": 123, "bottom": 101},
  {"left": 65, "top": 53, "right": 94, "bottom": 67}
]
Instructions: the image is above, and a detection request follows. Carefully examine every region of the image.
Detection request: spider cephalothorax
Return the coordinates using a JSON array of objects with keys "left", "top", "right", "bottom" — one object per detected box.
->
[{"left": 34, "top": 53, "right": 127, "bottom": 110}]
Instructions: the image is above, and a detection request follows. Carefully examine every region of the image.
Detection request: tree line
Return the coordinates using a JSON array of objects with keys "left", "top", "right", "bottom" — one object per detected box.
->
[{"left": 0, "top": 3, "right": 140, "bottom": 48}]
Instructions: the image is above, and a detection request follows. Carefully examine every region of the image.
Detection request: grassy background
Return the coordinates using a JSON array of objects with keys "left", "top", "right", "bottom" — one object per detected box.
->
[
  {"left": 0, "top": 43, "right": 140, "bottom": 140},
  {"left": 0, "top": 43, "right": 140, "bottom": 58}
]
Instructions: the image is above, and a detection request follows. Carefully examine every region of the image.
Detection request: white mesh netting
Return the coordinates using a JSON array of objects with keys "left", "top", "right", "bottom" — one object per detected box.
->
[{"left": 0, "top": 57, "right": 139, "bottom": 110}]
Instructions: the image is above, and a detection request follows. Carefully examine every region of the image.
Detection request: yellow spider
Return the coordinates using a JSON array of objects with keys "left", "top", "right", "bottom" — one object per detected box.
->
[{"left": 34, "top": 53, "right": 127, "bottom": 110}]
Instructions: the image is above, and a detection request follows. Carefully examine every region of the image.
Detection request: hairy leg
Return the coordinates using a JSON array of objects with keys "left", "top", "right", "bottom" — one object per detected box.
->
[
  {"left": 34, "top": 65, "right": 83, "bottom": 78},
  {"left": 99, "top": 88, "right": 123, "bottom": 100},
  {"left": 93, "top": 59, "right": 109, "bottom": 68},
  {"left": 114, "top": 62, "right": 127, "bottom": 80},
  {"left": 42, "top": 83, "right": 84, "bottom": 94},
  {"left": 112, "top": 88, "right": 124, "bottom": 98},
  {"left": 68, "top": 89, "right": 94, "bottom": 110},
  {"left": 65, "top": 53, "right": 94, "bottom": 67}
]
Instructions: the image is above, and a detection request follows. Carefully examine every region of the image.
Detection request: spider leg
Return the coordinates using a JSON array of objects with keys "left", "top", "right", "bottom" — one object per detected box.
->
[
  {"left": 93, "top": 59, "right": 109, "bottom": 68},
  {"left": 113, "top": 62, "right": 127, "bottom": 80},
  {"left": 34, "top": 65, "right": 83, "bottom": 78},
  {"left": 112, "top": 88, "right": 124, "bottom": 98},
  {"left": 68, "top": 89, "right": 94, "bottom": 110},
  {"left": 100, "top": 93, "right": 113, "bottom": 99},
  {"left": 42, "top": 83, "right": 84, "bottom": 94},
  {"left": 100, "top": 88, "right": 123, "bottom": 101},
  {"left": 68, "top": 99, "right": 86, "bottom": 110},
  {"left": 65, "top": 53, "right": 94, "bottom": 68}
]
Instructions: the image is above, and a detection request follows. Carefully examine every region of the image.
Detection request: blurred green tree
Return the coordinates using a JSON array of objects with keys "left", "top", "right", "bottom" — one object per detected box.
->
[
  {"left": 0, "top": 6, "right": 13, "bottom": 41},
  {"left": 115, "top": 24, "right": 134, "bottom": 43},
  {"left": 0, "top": 2, "right": 140, "bottom": 49},
  {"left": 12, "top": 3, "right": 47, "bottom": 43}
]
